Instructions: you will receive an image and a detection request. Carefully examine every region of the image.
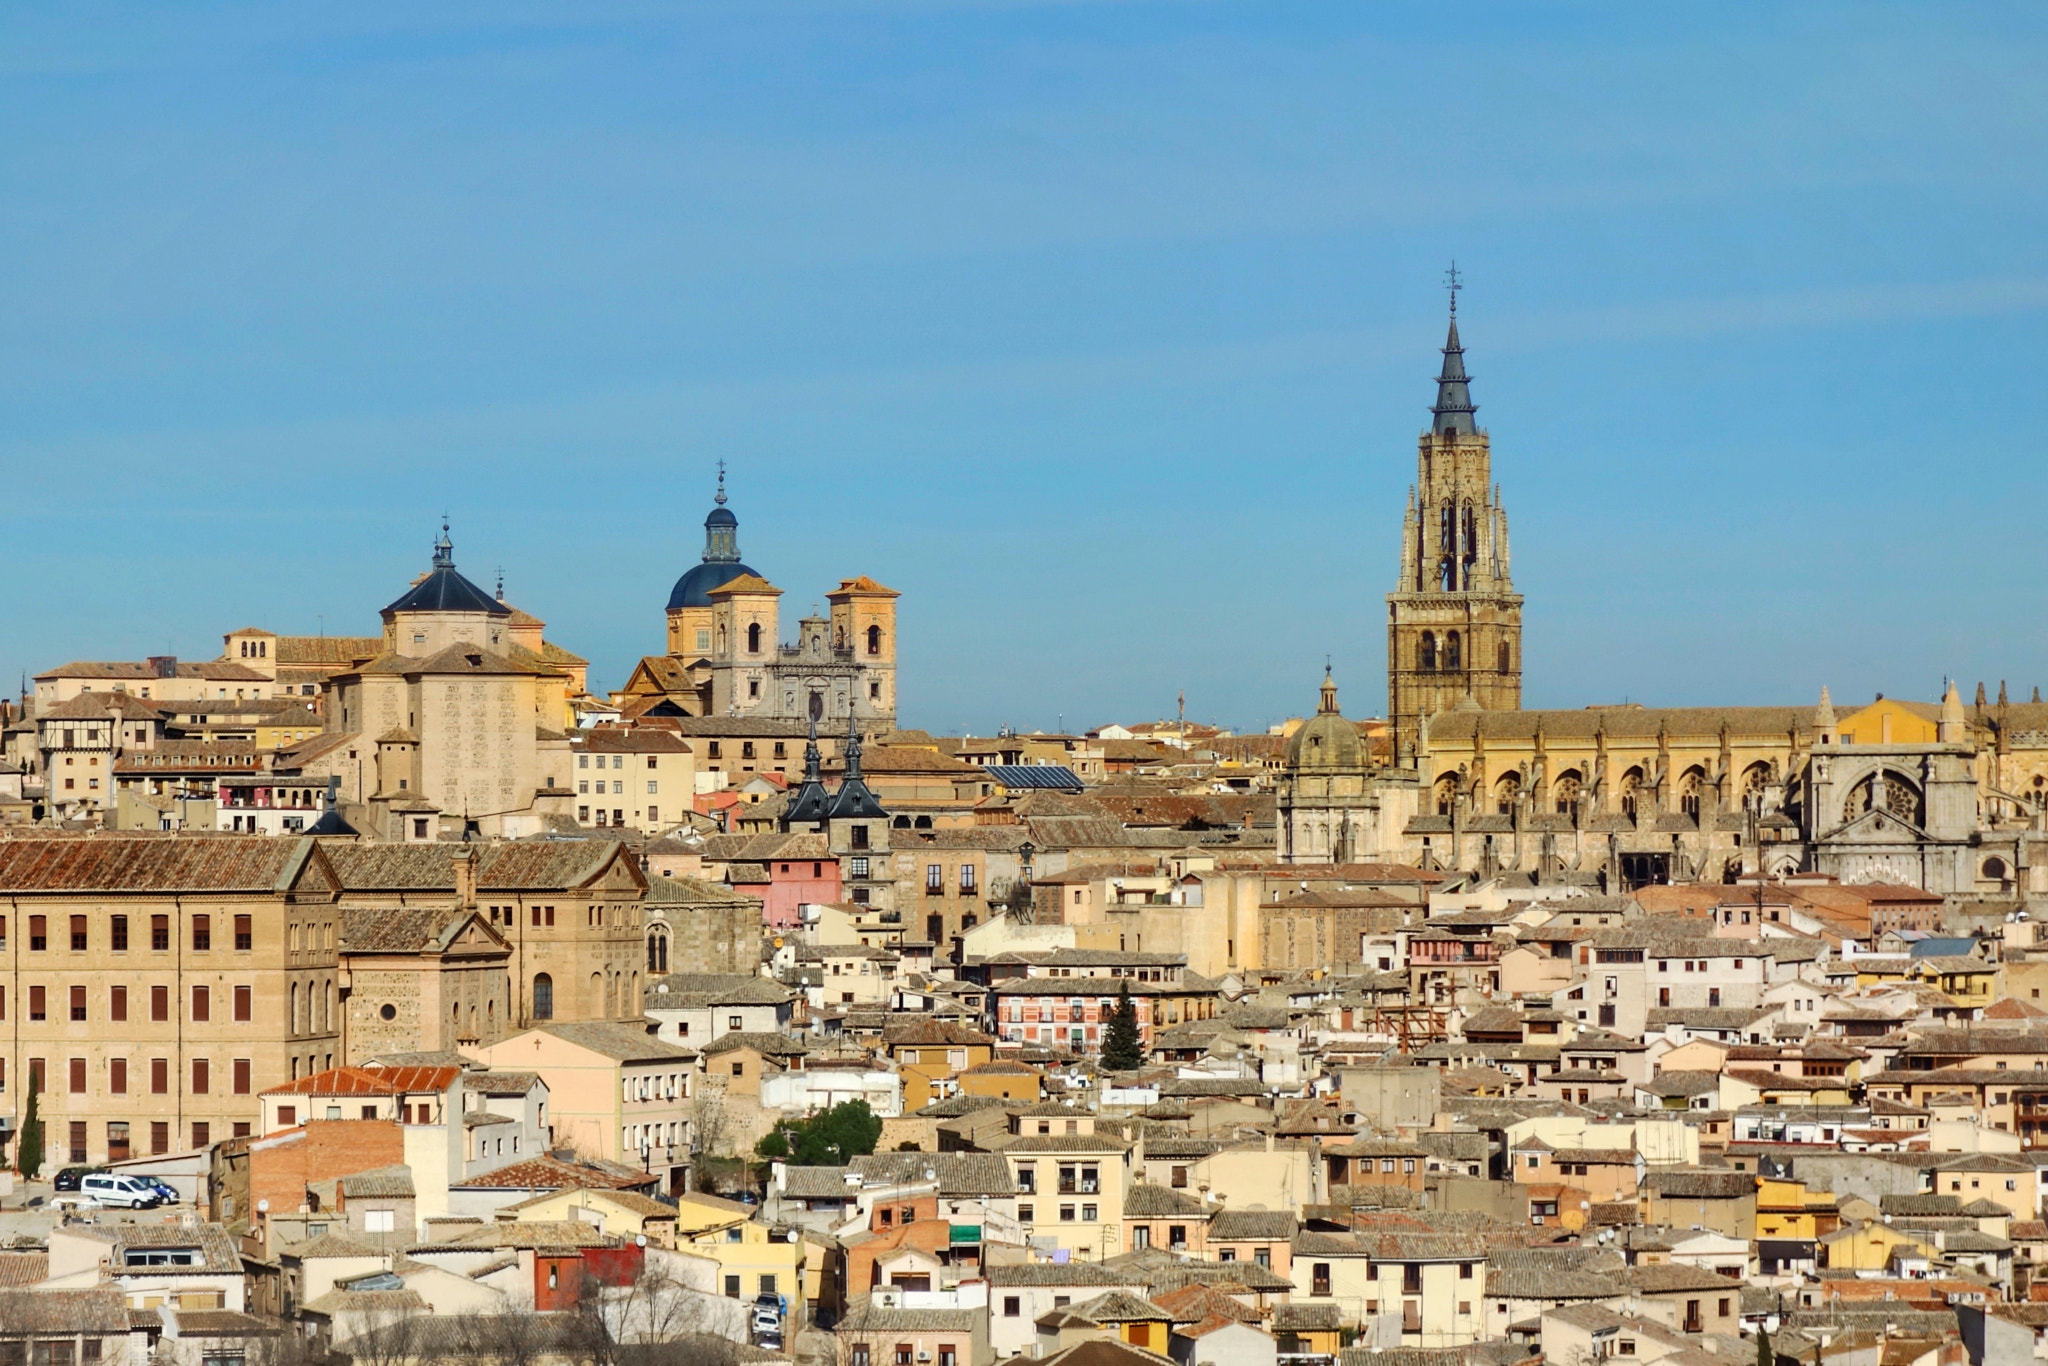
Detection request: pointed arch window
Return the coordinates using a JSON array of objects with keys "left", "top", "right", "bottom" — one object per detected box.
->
[
  {"left": 1444, "top": 631, "right": 1462, "bottom": 671},
  {"left": 1419, "top": 632, "right": 1437, "bottom": 671}
]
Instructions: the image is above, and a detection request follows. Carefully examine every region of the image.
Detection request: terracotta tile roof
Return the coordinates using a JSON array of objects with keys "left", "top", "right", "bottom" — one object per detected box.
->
[
  {"left": 324, "top": 840, "right": 636, "bottom": 892},
  {"left": 451, "top": 1154, "right": 651, "bottom": 1193},
  {"left": 0, "top": 1253, "right": 48, "bottom": 1287},
  {"left": 0, "top": 1288, "right": 128, "bottom": 1333},
  {"left": 261, "top": 1065, "right": 462, "bottom": 1098},
  {"left": 0, "top": 834, "right": 301, "bottom": 893}
]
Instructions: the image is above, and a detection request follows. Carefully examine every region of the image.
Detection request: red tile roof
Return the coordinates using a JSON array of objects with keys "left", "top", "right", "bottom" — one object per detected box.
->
[{"left": 261, "top": 1065, "right": 462, "bottom": 1097}]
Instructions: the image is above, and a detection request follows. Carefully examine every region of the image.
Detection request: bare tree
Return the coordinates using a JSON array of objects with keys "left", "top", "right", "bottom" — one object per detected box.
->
[
  {"left": 446, "top": 1305, "right": 561, "bottom": 1366},
  {"left": 691, "top": 1084, "right": 729, "bottom": 1180},
  {"left": 334, "top": 1297, "right": 428, "bottom": 1366},
  {"left": 566, "top": 1260, "right": 744, "bottom": 1366}
]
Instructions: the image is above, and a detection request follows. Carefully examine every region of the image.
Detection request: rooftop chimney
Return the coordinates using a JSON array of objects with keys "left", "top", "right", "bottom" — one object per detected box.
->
[{"left": 452, "top": 846, "right": 478, "bottom": 909}]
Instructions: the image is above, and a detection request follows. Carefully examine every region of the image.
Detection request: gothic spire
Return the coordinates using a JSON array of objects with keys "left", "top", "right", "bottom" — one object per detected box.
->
[
  {"left": 433, "top": 517, "right": 455, "bottom": 570},
  {"left": 1431, "top": 264, "right": 1477, "bottom": 437}
]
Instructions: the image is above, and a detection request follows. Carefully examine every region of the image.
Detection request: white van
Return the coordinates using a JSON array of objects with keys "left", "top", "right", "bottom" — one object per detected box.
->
[{"left": 79, "top": 1173, "right": 162, "bottom": 1209}]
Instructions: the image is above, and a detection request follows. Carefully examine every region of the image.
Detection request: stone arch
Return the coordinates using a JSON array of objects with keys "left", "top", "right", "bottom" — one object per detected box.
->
[
  {"left": 1678, "top": 766, "right": 1707, "bottom": 819},
  {"left": 1552, "top": 769, "right": 1583, "bottom": 814},
  {"left": 1433, "top": 774, "right": 1459, "bottom": 816},
  {"left": 1419, "top": 632, "right": 1437, "bottom": 671},
  {"left": 1843, "top": 769, "right": 1923, "bottom": 827},
  {"left": 1494, "top": 771, "right": 1521, "bottom": 814},
  {"left": 1444, "top": 631, "right": 1462, "bottom": 672},
  {"left": 1619, "top": 766, "right": 1644, "bottom": 821},
  {"left": 1740, "top": 761, "right": 1772, "bottom": 812},
  {"left": 647, "top": 925, "right": 670, "bottom": 974},
  {"left": 867, "top": 624, "right": 883, "bottom": 656},
  {"left": 746, "top": 622, "right": 762, "bottom": 654}
]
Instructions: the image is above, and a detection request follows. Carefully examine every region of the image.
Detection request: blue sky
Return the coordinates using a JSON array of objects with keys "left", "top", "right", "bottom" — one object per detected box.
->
[{"left": 4, "top": 3, "right": 2044, "bottom": 736}]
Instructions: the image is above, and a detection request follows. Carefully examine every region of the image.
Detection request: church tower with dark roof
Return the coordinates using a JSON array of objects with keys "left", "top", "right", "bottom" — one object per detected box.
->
[{"left": 1386, "top": 277, "right": 1523, "bottom": 767}]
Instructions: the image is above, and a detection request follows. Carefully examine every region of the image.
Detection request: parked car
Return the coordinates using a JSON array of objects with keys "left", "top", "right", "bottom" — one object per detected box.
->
[
  {"left": 78, "top": 1174, "right": 162, "bottom": 1209},
  {"left": 751, "top": 1310, "right": 781, "bottom": 1333},
  {"left": 138, "top": 1177, "right": 181, "bottom": 1203},
  {"left": 752, "top": 1329, "right": 783, "bottom": 1352},
  {"left": 52, "top": 1167, "right": 105, "bottom": 1193}
]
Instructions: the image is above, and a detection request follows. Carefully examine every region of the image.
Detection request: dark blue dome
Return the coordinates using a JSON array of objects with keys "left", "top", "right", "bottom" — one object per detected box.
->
[
  {"left": 706, "top": 506, "right": 738, "bottom": 528},
  {"left": 667, "top": 560, "right": 758, "bottom": 611}
]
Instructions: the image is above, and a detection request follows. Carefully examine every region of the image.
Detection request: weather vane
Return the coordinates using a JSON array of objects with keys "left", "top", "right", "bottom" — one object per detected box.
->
[{"left": 1444, "top": 261, "right": 1463, "bottom": 316}]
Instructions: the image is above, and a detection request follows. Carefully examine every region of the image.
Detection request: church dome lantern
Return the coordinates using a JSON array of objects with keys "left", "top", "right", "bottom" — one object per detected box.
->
[{"left": 667, "top": 466, "right": 760, "bottom": 611}]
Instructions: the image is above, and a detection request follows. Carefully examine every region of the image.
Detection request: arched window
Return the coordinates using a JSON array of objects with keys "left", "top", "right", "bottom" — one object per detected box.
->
[
  {"left": 289, "top": 984, "right": 300, "bottom": 1035},
  {"left": 531, "top": 973, "right": 554, "bottom": 1022},
  {"left": 1434, "top": 776, "right": 1458, "bottom": 816},
  {"left": 1494, "top": 771, "right": 1521, "bottom": 815},
  {"left": 1679, "top": 767, "right": 1705, "bottom": 819},
  {"left": 746, "top": 623, "right": 762, "bottom": 653},
  {"left": 867, "top": 624, "right": 882, "bottom": 656},
  {"left": 1620, "top": 767, "right": 1644, "bottom": 821},
  {"left": 1984, "top": 856, "right": 2009, "bottom": 881},
  {"left": 1444, "top": 631, "right": 1462, "bottom": 671},
  {"left": 1553, "top": 770, "right": 1583, "bottom": 814},
  {"left": 1419, "top": 632, "right": 1438, "bottom": 671},
  {"left": 647, "top": 929, "right": 669, "bottom": 974},
  {"left": 1498, "top": 640, "right": 1511, "bottom": 675},
  {"left": 1741, "top": 762, "right": 1771, "bottom": 813},
  {"left": 596, "top": 971, "right": 610, "bottom": 1017}
]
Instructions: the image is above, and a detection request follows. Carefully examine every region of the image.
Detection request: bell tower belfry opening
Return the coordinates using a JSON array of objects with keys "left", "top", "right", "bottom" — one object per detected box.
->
[{"left": 1387, "top": 268, "right": 1523, "bottom": 766}]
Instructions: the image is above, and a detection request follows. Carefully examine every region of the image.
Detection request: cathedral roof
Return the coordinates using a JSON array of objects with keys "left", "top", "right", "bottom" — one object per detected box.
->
[
  {"left": 1285, "top": 672, "right": 1366, "bottom": 771},
  {"left": 382, "top": 526, "right": 510, "bottom": 620}
]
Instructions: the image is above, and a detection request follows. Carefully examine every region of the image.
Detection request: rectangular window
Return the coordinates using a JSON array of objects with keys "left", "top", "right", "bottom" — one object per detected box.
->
[
  {"left": 234, "top": 1058, "right": 251, "bottom": 1095},
  {"left": 111, "top": 915, "right": 128, "bottom": 952},
  {"left": 151, "top": 1057, "right": 169, "bottom": 1094},
  {"left": 235, "top": 915, "right": 252, "bottom": 951},
  {"left": 960, "top": 865, "right": 977, "bottom": 895},
  {"left": 28, "top": 986, "right": 44, "bottom": 1021},
  {"left": 70, "top": 915, "right": 87, "bottom": 951},
  {"left": 192, "top": 1058, "right": 210, "bottom": 1094},
  {"left": 69, "top": 985, "right": 86, "bottom": 1022},
  {"left": 151, "top": 1121, "right": 169, "bottom": 1154},
  {"left": 1003, "top": 1297, "right": 1021, "bottom": 1318},
  {"left": 68, "top": 1057, "right": 86, "bottom": 1093},
  {"left": 192, "top": 915, "right": 210, "bottom": 951},
  {"left": 192, "top": 986, "right": 210, "bottom": 1023},
  {"left": 29, "top": 916, "right": 45, "bottom": 952},
  {"left": 193, "top": 1121, "right": 209, "bottom": 1148},
  {"left": 151, "top": 985, "right": 169, "bottom": 1022},
  {"left": 927, "top": 864, "right": 944, "bottom": 895},
  {"left": 68, "top": 1120, "right": 86, "bottom": 1164},
  {"left": 110, "top": 1058, "right": 127, "bottom": 1094},
  {"left": 234, "top": 986, "right": 252, "bottom": 1023},
  {"left": 152, "top": 915, "right": 170, "bottom": 951}
]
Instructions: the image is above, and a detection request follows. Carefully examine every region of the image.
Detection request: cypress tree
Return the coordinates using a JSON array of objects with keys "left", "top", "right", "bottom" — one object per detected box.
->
[
  {"left": 16, "top": 1075, "right": 42, "bottom": 1182},
  {"left": 1754, "top": 1326, "right": 1772, "bottom": 1366},
  {"left": 1100, "top": 983, "right": 1145, "bottom": 1071}
]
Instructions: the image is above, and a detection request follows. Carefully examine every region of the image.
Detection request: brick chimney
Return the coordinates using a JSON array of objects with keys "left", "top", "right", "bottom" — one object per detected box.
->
[{"left": 452, "top": 847, "right": 478, "bottom": 910}]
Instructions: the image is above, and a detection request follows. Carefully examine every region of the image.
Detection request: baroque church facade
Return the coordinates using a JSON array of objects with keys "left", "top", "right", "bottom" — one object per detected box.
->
[{"left": 617, "top": 472, "right": 900, "bottom": 729}]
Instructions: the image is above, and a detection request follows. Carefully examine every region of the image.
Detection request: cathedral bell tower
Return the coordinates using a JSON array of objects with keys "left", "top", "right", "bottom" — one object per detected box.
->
[{"left": 1387, "top": 271, "right": 1523, "bottom": 767}]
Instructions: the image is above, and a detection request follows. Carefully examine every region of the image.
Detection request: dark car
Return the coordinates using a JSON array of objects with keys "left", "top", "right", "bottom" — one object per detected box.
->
[{"left": 52, "top": 1167, "right": 104, "bottom": 1193}]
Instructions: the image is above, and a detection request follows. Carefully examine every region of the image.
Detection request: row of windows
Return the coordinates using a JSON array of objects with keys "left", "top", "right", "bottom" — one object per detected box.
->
[
  {"left": 3, "top": 913, "right": 256, "bottom": 953},
  {"left": 50, "top": 1118, "right": 228, "bottom": 1164},
  {"left": 578, "top": 780, "right": 660, "bottom": 795},
  {"left": 2, "top": 983, "right": 254, "bottom": 1024},
  {"left": 20, "top": 1054, "right": 252, "bottom": 1096}
]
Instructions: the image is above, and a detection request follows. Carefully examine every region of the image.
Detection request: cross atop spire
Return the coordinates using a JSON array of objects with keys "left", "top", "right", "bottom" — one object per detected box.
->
[
  {"left": 715, "top": 459, "right": 727, "bottom": 507},
  {"left": 1444, "top": 260, "right": 1463, "bottom": 316}
]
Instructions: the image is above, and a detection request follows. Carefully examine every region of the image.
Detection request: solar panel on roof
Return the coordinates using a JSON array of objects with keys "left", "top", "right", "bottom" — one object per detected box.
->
[{"left": 984, "top": 765, "right": 1084, "bottom": 790}]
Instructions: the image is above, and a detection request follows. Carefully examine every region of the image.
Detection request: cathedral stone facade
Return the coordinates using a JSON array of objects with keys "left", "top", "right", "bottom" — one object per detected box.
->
[
  {"left": 1387, "top": 300, "right": 1522, "bottom": 766},
  {"left": 1277, "top": 670, "right": 1415, "bottom": 865}
]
